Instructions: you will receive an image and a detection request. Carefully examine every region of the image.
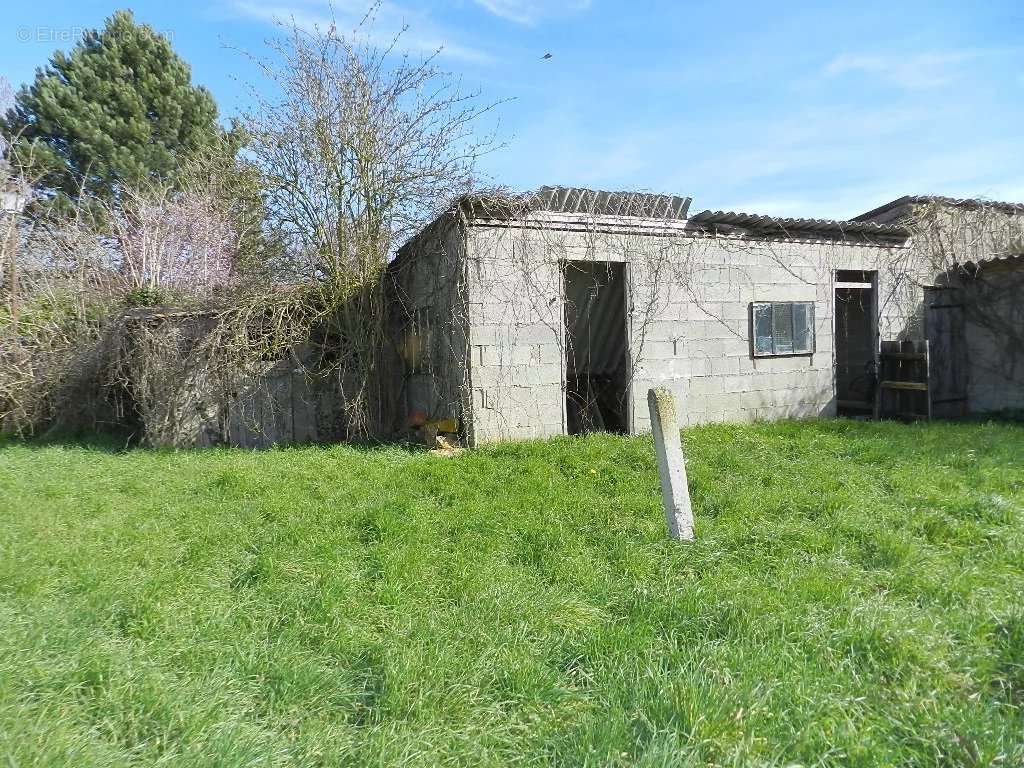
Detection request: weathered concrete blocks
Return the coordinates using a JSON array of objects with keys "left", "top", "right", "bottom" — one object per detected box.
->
[
  {"left": 455, "top": 219, "right": 924, "bottom": 444},
  {"left": 512, "top": 322, "right": 558, "bottom": 345}
]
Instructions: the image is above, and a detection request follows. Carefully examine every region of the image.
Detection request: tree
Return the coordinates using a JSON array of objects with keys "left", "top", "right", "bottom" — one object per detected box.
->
[
  {"left": 2, "top": 10, "right": 220, "bottom": 206},
  {"left": 244, "top": 11, "right": 501, "bottom": 436}
]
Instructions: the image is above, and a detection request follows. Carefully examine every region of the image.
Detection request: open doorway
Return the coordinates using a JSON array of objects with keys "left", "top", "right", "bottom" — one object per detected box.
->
[
  {"left": 835, "top": 270, "right": 877, "bottom": 417},
  {"left": 563, "top": 261, "right": 630, "bottom": 434}
]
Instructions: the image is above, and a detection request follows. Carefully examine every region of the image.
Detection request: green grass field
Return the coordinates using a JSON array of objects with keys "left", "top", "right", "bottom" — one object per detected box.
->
[{"left": 1, "top": 419, "right": 1022, "bottom": 767}]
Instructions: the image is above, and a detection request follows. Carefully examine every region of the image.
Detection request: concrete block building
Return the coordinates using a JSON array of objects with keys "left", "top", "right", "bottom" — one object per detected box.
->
[
  {"left": 950, "top": 255, "right": 1024, "bottom": 412},
  {"left": 856, "top": 195, "right": 1024, "bottom": 416},
  {"left": 388, "top": 187, "right": 949, "bottom": 445}
]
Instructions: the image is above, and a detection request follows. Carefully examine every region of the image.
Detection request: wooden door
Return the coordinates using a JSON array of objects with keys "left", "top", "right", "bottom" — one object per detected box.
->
[{"left": 925, "top": 286, "right": 968, "bottom": 418}]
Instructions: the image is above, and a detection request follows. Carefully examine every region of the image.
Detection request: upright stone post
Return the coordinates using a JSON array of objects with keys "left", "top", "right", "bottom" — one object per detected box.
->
[{"left": 647, "top": 388, "right": 694, "bottom": 541}]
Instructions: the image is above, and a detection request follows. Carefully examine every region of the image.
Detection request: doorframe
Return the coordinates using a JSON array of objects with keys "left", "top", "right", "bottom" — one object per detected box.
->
[
  {"left": 622, "top": 259, "right": 634, "bottom": 435},
  {"left": 558, "top": 259, "right": 568, "bottom": 436},
  {"left": 560, "top": 258, "right": 632, "bottom": 436},
  {"left": 832, "top": 269, "right": 880, "bottom": 415}
]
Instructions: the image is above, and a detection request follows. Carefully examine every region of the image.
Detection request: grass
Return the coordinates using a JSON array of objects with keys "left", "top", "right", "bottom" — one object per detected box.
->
[{"left": 0, "top": 419, "right": 1022, "bottom": 767}]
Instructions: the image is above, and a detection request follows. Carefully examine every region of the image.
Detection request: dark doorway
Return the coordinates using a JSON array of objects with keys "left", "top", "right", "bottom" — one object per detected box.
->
[
  {"left": 563, "top": 261, "right": 630, "bottom": 434},
  {"left": 835, "top": 270, "right": 877, "bottom": 417}
]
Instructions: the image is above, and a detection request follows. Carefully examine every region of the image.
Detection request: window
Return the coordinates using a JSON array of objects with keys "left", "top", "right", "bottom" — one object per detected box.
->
[{"left": 752, "top": 302, "right": 815, "bottom": 357}]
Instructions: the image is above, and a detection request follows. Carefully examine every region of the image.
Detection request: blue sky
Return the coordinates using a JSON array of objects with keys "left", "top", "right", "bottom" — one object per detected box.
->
[{"left": 3, "top": 0, "right": 1022, "bottom": 218}]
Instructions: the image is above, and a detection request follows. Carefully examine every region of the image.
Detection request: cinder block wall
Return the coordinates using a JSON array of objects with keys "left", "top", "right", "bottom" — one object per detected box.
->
[
  {"left": 465, "top": 227, "right": 566, "bottom": 441},
  {"left": 961, "top": 262, "right": 1024, "bottom": 413},
  {"left": 626, "top": 238, "right": 924, "bottom": 432},
  {"left": 387, "top": 214, "right": 470, "bottom": 436},
  {"left": 464, "top": 221, "right": 930, "bottom": 444}
]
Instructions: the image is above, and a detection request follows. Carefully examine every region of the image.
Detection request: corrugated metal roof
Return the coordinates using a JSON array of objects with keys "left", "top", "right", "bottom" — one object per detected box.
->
[
  {"left": 399, "top": 188, "right": 915, "bottom": 263},
  {"left": 935, "top": 253, "right": 1024, "bottom": 284},
  {"left": 962, "top": 252, "right": 1024, "bottom": 270},
  {"left": 463, "top": 188, "right": 906, "bottom": 241},
  {"left": 532, "top": 186, "right": 691, "bottom": 220},
  {"left": 462, "top": 186, "right": 692, "bottom": 221},
  {"left": 853, "top": 195, "right": 1024, "bottom": 223},
  {"left": 689, "top": 209, "right": 909, "bottom": 240}
]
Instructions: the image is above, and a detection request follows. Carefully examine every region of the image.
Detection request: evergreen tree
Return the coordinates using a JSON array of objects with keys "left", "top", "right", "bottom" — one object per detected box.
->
[{"left": 2, "top": 10, "right": 220, "bottom": 205}]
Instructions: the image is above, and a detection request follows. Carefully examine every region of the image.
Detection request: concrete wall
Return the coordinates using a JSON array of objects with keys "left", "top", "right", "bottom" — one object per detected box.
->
[
  {"left": 463, "top": 219, "right": 931, "bottom": 444},
  {"left": 120, "top": 315, "right": 346, "bottom": 449},
  {"left": 223, "top": 353, "right": 343, "bottom": 448},
  {"left": 960, "top": 260, "right": 1024, "bottom": 413},
  {"left": 387, "top": 213, "right": 470, "bottom": 438},
  {"left": 864, "top": 198, "right": 1024, "bottom": 416},
  {"left": 464, "top": 225, "right": 567, "bottom": 442}
]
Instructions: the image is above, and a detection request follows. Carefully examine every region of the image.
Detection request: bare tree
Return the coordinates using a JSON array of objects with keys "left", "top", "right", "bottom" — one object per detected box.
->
[{"left": 243, "top": 6, "right": 502, "bottom": 435}]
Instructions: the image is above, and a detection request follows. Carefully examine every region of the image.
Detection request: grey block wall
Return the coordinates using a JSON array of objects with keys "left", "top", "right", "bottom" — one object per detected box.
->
[
  {"left": 387, "top": 213, "right": 470, "bottom": 436},
  {"left": 960, "top": 260, "right": 1024, "bottom": 413},
  {"left": 627, "top": 238, "right": 929, "bottom": 432},
  {"left": 462, "top": 221, "right": 933, "bottom": 444},
  {"left": 464, "top": 228, "right": 566, "bottom": 441}
]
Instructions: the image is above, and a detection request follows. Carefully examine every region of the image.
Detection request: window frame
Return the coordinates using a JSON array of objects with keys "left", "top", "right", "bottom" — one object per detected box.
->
[{"left": 750, "top": 301, "right": 816, "bottom": 358}]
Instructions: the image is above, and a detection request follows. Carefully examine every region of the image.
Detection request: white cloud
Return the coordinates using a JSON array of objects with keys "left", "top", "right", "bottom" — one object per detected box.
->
[
  {"left": 822, "top": 50, "right": 981, "bottom": 89},
  {"left": 232, "top": 0, "right": 493, "bottom": 63},
  {"left": 472, "top": 0, "right": 591, "bottom": 25},
  {"left": 485, "top": 83, "right": 1024, "bottom": 220},
  {"left": 705, "top": 139, "right": 1024, "bottom": 220}
]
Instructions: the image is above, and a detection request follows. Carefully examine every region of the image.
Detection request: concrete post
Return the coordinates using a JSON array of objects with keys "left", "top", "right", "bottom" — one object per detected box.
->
[{"left": 647, "top": 388, "right": 694, "bottom": 541}]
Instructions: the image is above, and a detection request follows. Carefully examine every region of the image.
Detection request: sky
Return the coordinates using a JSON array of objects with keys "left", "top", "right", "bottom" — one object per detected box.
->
[{"left": 2, "top": 0, "right": 1023, "bottom": 219}]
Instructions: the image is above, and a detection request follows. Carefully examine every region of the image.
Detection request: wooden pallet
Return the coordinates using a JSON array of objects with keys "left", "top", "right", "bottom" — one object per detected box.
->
[{"left": 874, "top": 340, "right": 931, "bottom": 420}]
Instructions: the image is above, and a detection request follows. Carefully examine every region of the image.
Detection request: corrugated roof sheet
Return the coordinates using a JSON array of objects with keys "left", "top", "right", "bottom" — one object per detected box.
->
[
  {"left": 463, "top": 188, "right": 906, "bottom": 240},
  {"left": 532, "top": 186, "right": 692, "bottom": 219},
  {"left": 463, "top": 186, "right": 692, "bottom": 221},
  {"left": 963, "top": 252, "right": 1024, "bottom": 269},
  {"left": 853, "top": 195, "right": 1024, "bottom": 223},
  {"left": 689, "top": 209, "right": 909, "bottom": 240}
]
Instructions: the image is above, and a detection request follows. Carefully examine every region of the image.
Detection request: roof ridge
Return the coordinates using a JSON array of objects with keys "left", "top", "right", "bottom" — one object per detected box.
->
[
  {"left": 532, "top": 185, "right": 693, "bottom": 219},
  {"left": 853, "top": 194, "right": 1024, "bottom": 222},
  {"left": 690, "top": 209, "right": 909, "bottom": 238}
]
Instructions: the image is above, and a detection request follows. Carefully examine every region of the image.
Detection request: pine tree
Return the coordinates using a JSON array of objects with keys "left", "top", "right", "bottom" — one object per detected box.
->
[{"left": 2, "top": 10, "right": 220, "bottom": 205}]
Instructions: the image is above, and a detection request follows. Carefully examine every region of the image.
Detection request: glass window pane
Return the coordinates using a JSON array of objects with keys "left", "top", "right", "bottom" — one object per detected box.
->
[
  {"left": 793, "top": 302, "right": 814, "bottom": 353},
  {"left": 753, "top": 303, "right": 773, "bottom": 356},
  {"left": 772, "top": 302, "right": 794, "bottom": 354}
]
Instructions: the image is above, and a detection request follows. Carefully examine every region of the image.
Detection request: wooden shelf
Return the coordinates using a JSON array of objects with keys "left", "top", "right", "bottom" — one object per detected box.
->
[
  {"left": 879, "top": 352, "right": 928, "bottom": 361},
  {"left": 879, "top": 380, "right": 928, "bottom": 391}
]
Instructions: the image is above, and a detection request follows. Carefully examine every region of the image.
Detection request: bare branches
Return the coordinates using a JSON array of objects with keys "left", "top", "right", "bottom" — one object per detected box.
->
[
  {"left": 240, "top": 9, "right": 502, "bottom": 436},
  {"left": 909, "top": 198, "right": 1024, "bottom": 274},
  {"left": 908, "top": 199, "right": 1024, "bottom": 384},
  {"left": 245, "top": 11, "right": 500, "bottom": 288}
]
